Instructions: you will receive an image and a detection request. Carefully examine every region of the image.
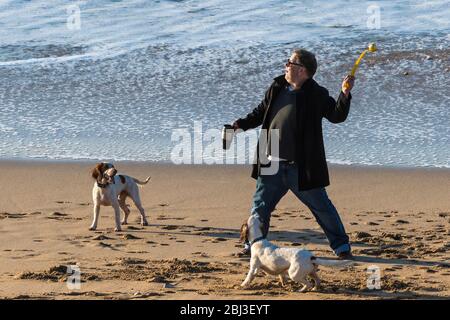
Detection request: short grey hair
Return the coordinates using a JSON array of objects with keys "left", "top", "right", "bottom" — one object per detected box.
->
[{"left": 292, "top": 49, "right": 317, "bottom": 78}]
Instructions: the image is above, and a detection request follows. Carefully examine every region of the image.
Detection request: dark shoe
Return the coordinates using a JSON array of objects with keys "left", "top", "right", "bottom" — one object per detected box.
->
[
  {"left": 236, "top": 246, "right": 251, "bottom": 257},
  {"left": 338, "top": 251, "right": 354, "bottom": 260}
]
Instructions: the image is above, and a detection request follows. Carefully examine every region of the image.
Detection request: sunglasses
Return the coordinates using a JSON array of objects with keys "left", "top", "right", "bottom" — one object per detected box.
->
[{"left": 286, "top": 59, "right": 304, "bottom": 68}]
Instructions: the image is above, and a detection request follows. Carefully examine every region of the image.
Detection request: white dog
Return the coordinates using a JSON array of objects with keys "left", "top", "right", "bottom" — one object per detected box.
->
[
  {"left": 240, "top": 214, "right": 352, "bottom": 292},
  {"left": 89, "top": 162, "right": 151, "bottom": 232}
]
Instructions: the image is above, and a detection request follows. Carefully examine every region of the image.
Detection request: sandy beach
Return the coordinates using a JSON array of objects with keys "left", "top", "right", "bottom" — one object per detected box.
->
[{"left": 0, "top": 160, "right": 449, "bottom": 300}]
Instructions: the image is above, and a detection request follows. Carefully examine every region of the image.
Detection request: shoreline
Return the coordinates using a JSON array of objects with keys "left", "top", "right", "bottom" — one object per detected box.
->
[{"left": 1, "top": 157, "right": 450, "bottom": 173}]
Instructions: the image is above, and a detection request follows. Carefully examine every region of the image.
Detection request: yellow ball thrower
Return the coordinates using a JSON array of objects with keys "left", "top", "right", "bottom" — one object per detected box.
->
[{"left": 343, "top": 42, "right": 378, "bottom": 90}]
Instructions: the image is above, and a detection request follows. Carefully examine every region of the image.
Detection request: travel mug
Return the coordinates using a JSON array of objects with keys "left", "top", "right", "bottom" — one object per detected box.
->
[{"left": 222, "top": 124, "right": 234, "bottom": 150}]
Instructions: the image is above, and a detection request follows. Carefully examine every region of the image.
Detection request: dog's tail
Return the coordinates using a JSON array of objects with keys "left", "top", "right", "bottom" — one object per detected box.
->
[
  {"left": 133, "top": 176, "right": 151, "bottom": 185},
  {"left": 311, "top": 257, "right": 353, "bottom": 267}
]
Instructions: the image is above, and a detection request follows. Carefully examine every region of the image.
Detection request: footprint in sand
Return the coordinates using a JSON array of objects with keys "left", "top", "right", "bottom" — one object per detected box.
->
[
  {"left": 196, "top": 227, "right": 212, "bottom": 231},
  {"left": 0, "top": 212, "right": 27, "bottom": 219},
  {"left": 161, "top": 225, "right": 180, "bottom": 230},
  {"left": 384, "top": 267, "right": 396, "bottom": 272},
  {"left": 122, "top": 234, "right": 141, "bottom": 240},
  {"left": 47, "top": 212, "right": 69, "bottom": 220},
  {"left": 118, "top": 257, "right": 148, "bottom": 265},
  {"left": 354, "top": 231, "right": 373, "bottom": 240},
  {"left": 356, "top": 213, "right": 368, "bottom": 217},
  {"left": 215, "top": 238, "right": 228, "bottom": 242},
  {"left": 438, "top": 212, "right": 449, "bottom": 218},
  {"left": 126, "top": 226, "right": 142, "bottom": 230},
  {"left": 149, "top": 275, "right": 167, "bottom": 283},
  {"left": 434, "top": 226, "right": 446, "bottom": 233},
  {"left": 193, "top": 252, "right": 209, "bottom": 258},
  {"left": 97, "top": 242, "right": 115, "bottom": 249},
  {"left": 381, "top": 232, "right": 402, "bottom": 240},
  {"left": 92, "top": 235, "right": 113, "bottom": 241}
]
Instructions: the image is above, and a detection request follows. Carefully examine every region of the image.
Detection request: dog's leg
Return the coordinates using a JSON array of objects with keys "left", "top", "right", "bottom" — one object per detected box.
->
[
  {"left": 241, "top": 259, "right": 259, "bottom": 288},
  {"left": 278, "top": 274, "right": 285, "bottom": 287},
  {"left": 278, "top": 272, "right": 289, "bottom": 287},
  {"left": 298, "top": 277, "right": 314, "bottom": 293},
  {"left": 119, "top": 203, "right": 130, "bottom": 225},
  {"left": 241, "top": 267, "right": 258, "bottom": 288},
  {"left": 310, "top": 270, "right": 321, "bottom": 291},
  {"left": 288, "top": 263, "right": 313, "bottom": 293},
  {"left": 118, "top": 193, "right": 130, "bottom": 225},
  {"left": 130, "top": 193, "right": 148, "bottom": 226},
  {"left": 89, "top": 202, "right": 100, "bottom": 231},
  {"left": 112, "top": 201, "right": 122, "bottom": 232}
]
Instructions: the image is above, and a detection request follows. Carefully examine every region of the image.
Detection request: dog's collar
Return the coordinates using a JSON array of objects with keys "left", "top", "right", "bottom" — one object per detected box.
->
[
  {"left": 250, "top": 237, "right": 265, "bottom": 246},
  {"left": 97, "top": 174, "right": 116, "bottom": 188},
  {"left": 97, "top": 182, "right": 109, "bottom": 188}
]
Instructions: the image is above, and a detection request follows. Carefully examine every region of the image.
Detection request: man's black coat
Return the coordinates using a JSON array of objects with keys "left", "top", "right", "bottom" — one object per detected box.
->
[{"left": 235, "top": 75, "right": 352, "bottom": 191}]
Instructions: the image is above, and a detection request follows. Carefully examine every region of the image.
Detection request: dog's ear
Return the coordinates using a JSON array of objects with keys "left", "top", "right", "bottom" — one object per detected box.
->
[
  {"left": 91, "top": 163, "right": 104, "bottom": 180},
  {"left": 239, "top": 222, "right": 249, "bottom": 243}
]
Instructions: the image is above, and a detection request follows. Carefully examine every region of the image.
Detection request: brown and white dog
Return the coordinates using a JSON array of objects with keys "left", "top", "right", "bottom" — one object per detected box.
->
[
  {"left": 240, "top": 214, "right": 352, "bottom": 292},
  {"left": 89, "top": 162, "right": 151, "bottom": 232}
]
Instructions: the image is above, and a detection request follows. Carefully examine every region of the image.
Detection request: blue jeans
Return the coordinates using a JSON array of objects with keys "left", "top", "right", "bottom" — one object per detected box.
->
[{"left": 250, "top": 161, "right": 350, "bottom": 256}]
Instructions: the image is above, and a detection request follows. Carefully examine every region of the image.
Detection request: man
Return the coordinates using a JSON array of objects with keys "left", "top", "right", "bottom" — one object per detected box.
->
[{"left": 233, "top": 48, "right": 355, "bottom": 259}]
